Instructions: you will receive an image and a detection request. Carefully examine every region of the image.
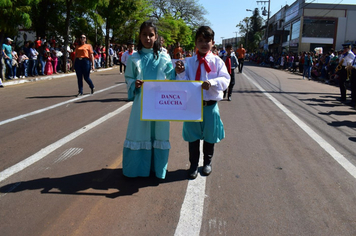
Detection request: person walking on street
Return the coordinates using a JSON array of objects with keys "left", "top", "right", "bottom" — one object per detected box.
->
[
  {"left": 175, "top": 26, "right": 230, "bottom": 179},
  {"left": 118, "top": 46, "right": 125, "bottom": 74},
  {"left": 222, "top": 44, "right": 238, "bottom": 101},
  {"left": 121, "top": 41, "right": 136, "bottom": 72},
  {"left": 73, "top": 34, "right": 95, "bottom": 97},
  {"left": 236, "top": 43, "right": 246, "bottom": 73},
  {"left": 122, "top": 21, "right": 175, "bottom": 179},
  {"left": 173, "top": 42, "right": 183, "bottom": 59},
  {"left": 337, "top": 44, "right": 355, "bottom": 102}
]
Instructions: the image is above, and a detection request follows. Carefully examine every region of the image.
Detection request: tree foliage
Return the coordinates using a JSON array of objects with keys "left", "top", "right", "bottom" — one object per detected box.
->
[
  {"left": 149, "top": 0, "right": 209, "bottom": 27},
  {"left": 236, "top": 8, "right": 264, "bottom": 52},
  {"left": 0, "top": 0, "right": 39, "bottom": 43},
  {"left": 111, "top": 0, "right": 152, "bottom": 44},
  {"left": 156, "top": 14, "right": 193, "bottom": 48},
  {"left": 2, "top": 0, "right": 208, "bottom": 57}
]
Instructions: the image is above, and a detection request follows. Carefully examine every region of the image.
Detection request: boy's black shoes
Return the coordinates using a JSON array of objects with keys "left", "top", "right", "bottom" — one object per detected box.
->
[
  {"left": 228, "top": 96, "right": 232, "bottom": 101},
  {"left": 91, "top": 87, "right": 95, "bottom": 94},
  {"left": 76, "top": 93, "right": 83, "bottom": 97},
  {"left": 202, "top": 164, "right": 212, "bottom": 176},
  {"left": 188, "top": 166, "right": 198, "bottom": 179}
]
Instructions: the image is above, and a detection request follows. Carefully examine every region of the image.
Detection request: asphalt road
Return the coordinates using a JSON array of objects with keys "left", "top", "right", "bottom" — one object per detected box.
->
[{"left": 0, "top": 63, "right": 355, "bottom": 236}]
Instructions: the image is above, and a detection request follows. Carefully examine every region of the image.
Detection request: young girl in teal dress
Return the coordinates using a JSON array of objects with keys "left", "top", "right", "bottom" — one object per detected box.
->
[{"left": 123, "top": 21, "right": 175, "bottom": 179}]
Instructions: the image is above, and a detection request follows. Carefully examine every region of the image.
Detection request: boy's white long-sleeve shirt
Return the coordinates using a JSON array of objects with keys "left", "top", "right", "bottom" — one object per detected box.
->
[
  {"left": 176, "top": 53, "right": 230, "bottom": 101},
  {"left": 121, "top": 50, "right": 137, "bottom": 66}
]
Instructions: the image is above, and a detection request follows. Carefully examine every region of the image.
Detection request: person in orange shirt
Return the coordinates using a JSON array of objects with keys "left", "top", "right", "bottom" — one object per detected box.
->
[
  {"left": 236, "top": 43, "right": 246, "bottom": 73},
  {"left": 173, "top": 42, "right": 183, "bottom": 59},
  {"left": 73, "top": 34, "right": 95, "bottom": 97}
]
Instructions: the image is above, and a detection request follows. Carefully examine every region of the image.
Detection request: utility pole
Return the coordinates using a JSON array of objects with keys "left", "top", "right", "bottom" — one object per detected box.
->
[
  {"left": 245, "top": 9, "right": 253, "bottom": 53},
  {"left": 233, "top": 31, "right": 238, "bottom": 48},
  {"left": 257, "top": 0, "right": 270, "bottom": 51},
  {"left": 221, "top": 37, "right": 224, "bottom": 48}
]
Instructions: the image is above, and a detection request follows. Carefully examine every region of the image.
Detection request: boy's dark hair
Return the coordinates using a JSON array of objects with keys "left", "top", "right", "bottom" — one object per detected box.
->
[
  {"left": 195, "top": 26, "right": 214, "bottom": 42},
  {"left": 137, "top": 21, "right": 160, "bottom": 60},
  {"left": 226, "top": 44, "right": 232, "bottom": 49}
]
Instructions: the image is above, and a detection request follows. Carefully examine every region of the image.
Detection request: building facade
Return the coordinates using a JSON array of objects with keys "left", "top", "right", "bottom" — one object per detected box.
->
[
  {"left": 265, "top": 0, "right": 356, "bottom": 53},
  {"left": 222, "top": 37, "right": 243, "bottom": 50}
]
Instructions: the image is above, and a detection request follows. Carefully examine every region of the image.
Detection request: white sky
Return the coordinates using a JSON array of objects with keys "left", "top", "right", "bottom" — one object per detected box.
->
[{"left": 202, "top": 0, "right": 356, "bottom": 44}]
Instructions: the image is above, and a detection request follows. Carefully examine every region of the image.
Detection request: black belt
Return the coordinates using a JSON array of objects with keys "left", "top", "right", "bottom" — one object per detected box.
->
[
  {"left": 203, "top": 100, "right": 217, "bottom": 106},
  {"left": 77, "top": 58, "right": 89, "bottom": 60}
]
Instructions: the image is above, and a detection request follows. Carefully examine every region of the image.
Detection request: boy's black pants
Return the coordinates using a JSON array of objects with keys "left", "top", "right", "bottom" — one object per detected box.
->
[
  {"left": 189, "top": 140, "right": 215, "bottom": 168},
  {"left": 224, "top": 69, "right": 235, "bottom": 97},
  {"left": 238, "top": 58, "right": 244, "bottom": 72}
]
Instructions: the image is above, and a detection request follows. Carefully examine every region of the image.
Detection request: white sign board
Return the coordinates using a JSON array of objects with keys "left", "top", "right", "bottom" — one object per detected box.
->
[{"left": 141, "top": 80, "right": 203, "bottom": 121}]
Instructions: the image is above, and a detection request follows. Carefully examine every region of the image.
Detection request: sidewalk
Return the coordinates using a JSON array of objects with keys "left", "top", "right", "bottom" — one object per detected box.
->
[{"left": 1, "top": 67, "right": 114, "bottom": 87}]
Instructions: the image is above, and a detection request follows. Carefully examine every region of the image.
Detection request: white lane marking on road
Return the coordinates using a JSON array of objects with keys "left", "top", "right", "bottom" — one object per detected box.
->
[
  {"left": 54, "top": 147, "right": 83, "bottom": 163},
  {"left": 0, "top": 83, "right": 124, "bottom": 126},
  {"left": 175, "top": 141, "right": 206, "bottom": 236},
  {"left": 0, "top": 102, "right": 132, "bottom": 183},
  {"left": 244, "top": 73, "right": 356, "bottom": 179}
]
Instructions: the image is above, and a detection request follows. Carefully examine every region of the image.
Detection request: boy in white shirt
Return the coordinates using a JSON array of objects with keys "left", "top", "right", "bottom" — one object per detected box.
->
[
  {"left": 175, "top": 26, "right": 230, "bottom": 179},
  {"left": 121, "top": 41, "right": 136, "bottom": 72}
]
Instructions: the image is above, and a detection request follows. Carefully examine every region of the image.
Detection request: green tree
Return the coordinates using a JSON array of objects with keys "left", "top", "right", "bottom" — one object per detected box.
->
[
  {"left": 249, "top": 8, "right": 263, "bottom": 51},
  {"left": 236, "top": 17, "right": 251, "bottom": 49},
  {"left": 149, "top": 0, "right": 209, "bottom": 26},
  {"left": 97, "top": 0, "right": 152, "bottom": 67},
  {"left": 61, "top": 0, "right": 107, "bottom": 72},
  {"left": 236, "top": 8, "right": 263, "bottom": 52},
  {"left": 111, "top": 0, "right": 152, "bottom": 46},
  {"left": 0, "top": 0, "right": 39, "bottom": 43},
  {"left": 156, "top": 14, "right": 194, "bottom": 52}
]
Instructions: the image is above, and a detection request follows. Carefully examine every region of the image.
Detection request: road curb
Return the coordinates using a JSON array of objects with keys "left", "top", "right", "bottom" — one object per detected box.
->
[{"left": 2, "top": 67, "right": 114, "bottom": 87}]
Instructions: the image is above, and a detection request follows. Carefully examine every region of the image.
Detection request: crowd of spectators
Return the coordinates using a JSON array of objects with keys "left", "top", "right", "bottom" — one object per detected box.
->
[
  {"left": 1, "top": 35, "right": 200, "bottom": 84},
  {"left": 0, "top": 36, "right": 137, "bottom": 82},
  {"left": 248, "top": 48, "right": 345, "bottom": 85}
]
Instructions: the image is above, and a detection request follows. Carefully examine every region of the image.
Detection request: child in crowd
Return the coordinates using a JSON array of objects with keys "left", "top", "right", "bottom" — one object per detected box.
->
[
  {"left": 175, "top": 26, "right": 230, "bottom": 179},
  {"left": 18, "top": 50, "right": 29, "bottom": 78},
  {"left": 222, "top": 44, "right": 238, "bottom": 101},
  {"left": 11, "top": 47, "right": 18, "bottom": 79},
  {"left": 123, "top": 21, "right": 175, "bottom": 179},
  {"left": 51, "top": 46, "right": 58, "bottom": 74},
  {"left": 121, "top": 41, "right": 136, "bottom": 72},
  {"left": 93, "top": 50, "right": 100, "bottom": 69},
  {"left": 44, "top": 51, "right": 53, "bottom": 75},
  {"left": 118, "top": 46, "right": 125, "bottom": 74}
]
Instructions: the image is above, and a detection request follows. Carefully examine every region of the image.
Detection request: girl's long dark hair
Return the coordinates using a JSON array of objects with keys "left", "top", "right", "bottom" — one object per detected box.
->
[{"left": 137, "top": 21, "right": 160, "bottom": 60}]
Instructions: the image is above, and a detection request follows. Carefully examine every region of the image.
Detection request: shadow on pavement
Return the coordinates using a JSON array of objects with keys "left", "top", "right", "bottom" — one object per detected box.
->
[
  {"left": 75, "top": 98, "right": 129, "bottom": 103},
  {"left": 26, "top": 95, "right": 77, "bottom": 99},
  {"left": 349, "top": 137, "right": 356, "bottom": 142},
  {"left": 319, "top": 111, "right": 356, "bottom": 116},
  {"left": 0, "top": 168, "right": 188, "bottom": 199},
  {"left": 327, "top": 120, "right": 356, "bottom": 129}
]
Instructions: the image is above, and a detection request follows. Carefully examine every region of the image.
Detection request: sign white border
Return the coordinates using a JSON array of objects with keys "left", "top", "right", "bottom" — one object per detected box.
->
[{"left": 141, "top": 80, "right": 203, "bottom": 122}]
